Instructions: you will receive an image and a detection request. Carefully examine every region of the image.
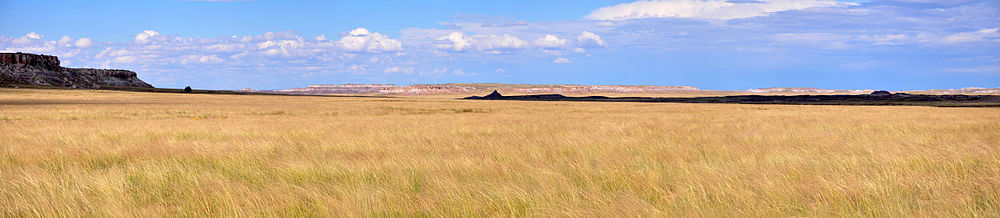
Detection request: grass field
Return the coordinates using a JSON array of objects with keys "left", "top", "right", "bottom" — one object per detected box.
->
[{"left": 1, "top": 88, "right": 999, "bottom": 217}]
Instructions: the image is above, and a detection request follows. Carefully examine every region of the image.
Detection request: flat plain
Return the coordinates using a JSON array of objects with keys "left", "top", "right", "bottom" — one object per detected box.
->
[{"left": 1, "top": 88, "right": 998, "bottom": 216}]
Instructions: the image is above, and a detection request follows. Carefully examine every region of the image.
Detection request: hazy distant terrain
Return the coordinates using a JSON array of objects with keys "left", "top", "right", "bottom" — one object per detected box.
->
[
  {"left": 2, "top": 88, "right": 998, "bottom": 216},
  {"left": 249, "top": 83, "right": 1000, "bottom": 96}
]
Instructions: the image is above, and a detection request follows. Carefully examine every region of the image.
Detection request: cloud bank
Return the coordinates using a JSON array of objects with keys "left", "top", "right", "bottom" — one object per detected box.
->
[{"left": 586, "top": 0, "right": 856, "bottom": 20}]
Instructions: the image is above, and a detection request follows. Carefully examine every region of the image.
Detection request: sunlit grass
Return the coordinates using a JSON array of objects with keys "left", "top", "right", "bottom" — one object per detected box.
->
[{"left": 1, "top": 88, "right": 998, "bottom": 216}]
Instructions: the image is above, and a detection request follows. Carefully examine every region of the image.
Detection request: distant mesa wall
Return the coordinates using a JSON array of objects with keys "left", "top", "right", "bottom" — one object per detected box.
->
[
  {"left": 747, "top": 87, "right": 870, "bottom": 94},
  {"left": 259, "top": 83, "right": 699, "bottom": 95},
  {"left": 1, "top": 52, "right": 153, "bottom": 89}
]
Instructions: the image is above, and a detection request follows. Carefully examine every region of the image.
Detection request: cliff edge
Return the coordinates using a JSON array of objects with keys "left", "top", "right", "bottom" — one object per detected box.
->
[{"left": 1, "top": 52, "right": 153, "bottom": 89}]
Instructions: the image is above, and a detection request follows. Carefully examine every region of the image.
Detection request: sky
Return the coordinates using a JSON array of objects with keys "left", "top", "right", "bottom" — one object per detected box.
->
[{"left": 1, "top": 0, "right": 998, "bottom": 90}]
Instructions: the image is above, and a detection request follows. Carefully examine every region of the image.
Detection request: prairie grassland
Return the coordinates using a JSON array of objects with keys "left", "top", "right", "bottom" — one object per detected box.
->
[{"left": 1, "top": 88, "right": 998, "bottom": 217}]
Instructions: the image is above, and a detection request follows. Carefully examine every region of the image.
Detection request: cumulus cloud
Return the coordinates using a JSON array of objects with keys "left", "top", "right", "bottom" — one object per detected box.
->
[
  {"left": 436, "top": 32, "right": 527, "bottom": 52},
  {"left": 337, "top": 27, "right": 403, "bottom": 52},
  {"left": 134, "top": 30, "right": 160, "bottom": 44},
  {"left": 12, "top": 32, "right": 45, "bottom": 45},
  {"left": 553, "top": 57, "right": 571, "bottom": 64},
  {"left": 2, "top": 29, "right": 416, "bottom": 82},
  {"left": 586, "top": 0, "right": 855, "bottom": 20},
  {"left": 576, "top": 31, "right": 606, "bottom": 47},
  {"left": 534, "top": 34, "right": 567, "bottom": 48},
  {"left": 74, "top": 38, "right": 93, "bottom": 48},
  {"left": 437, "top": 32, "right": 472, "bottom": 51},
  {"left": 58, "top": 36, "right": 74, "bottom": 46}
]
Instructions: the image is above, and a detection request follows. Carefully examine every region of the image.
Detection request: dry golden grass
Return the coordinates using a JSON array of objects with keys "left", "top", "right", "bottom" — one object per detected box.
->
[{"left": 1, "top": 88, "right": 998, "bottom": 217}]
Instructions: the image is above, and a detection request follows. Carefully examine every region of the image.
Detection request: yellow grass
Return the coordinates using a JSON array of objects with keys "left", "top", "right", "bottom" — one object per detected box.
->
[{"left": 1, "top": 88, "right": 998, "bottom": 217}]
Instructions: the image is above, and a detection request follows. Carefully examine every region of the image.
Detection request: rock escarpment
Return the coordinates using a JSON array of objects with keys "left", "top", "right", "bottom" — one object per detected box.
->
[{"left": 1, "top": 52, "right": 153, "bottom": 89}]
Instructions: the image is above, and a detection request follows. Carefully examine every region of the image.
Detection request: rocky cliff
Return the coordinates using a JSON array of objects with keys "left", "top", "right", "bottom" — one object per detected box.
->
[{"left": 1, "top": 52, "right": 153, "bottom": 89}]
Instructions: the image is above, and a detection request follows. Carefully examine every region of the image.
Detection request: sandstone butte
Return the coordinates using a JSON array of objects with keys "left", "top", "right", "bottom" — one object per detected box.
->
[{"left": 0, "top": 52, "right": 153, "bottom": 89}]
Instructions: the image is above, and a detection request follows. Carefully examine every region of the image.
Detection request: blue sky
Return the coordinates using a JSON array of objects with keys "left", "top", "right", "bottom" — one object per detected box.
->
[{"left": 1, "top": 0, "right": 998, "bottom": 90}]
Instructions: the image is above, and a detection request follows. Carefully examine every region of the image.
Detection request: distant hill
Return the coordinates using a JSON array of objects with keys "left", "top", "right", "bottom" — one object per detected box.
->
[
  {"left": 747, "top": 87, "right": 869, "bottom": 94},
  {"left": 1, "top": 52, "right": 153, "bottom": 89}
]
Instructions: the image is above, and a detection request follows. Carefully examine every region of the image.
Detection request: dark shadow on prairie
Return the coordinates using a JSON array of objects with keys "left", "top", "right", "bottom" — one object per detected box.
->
[{"left": 464, "top": 90, "right": 1000, "bottom": 107}]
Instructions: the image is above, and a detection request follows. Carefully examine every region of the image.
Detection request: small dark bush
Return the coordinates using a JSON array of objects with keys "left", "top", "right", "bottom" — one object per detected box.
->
[{"left": 184, "top": 86, "right": 192, "bottom": 93}]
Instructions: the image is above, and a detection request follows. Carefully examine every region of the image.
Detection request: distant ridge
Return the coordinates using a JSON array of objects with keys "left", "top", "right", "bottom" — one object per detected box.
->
[
  {"left": 251, "top": 83, "right": 700, "bottom": 95},
  {"left": 464, "top": 91, "right": 1000, "bottom": 107},
  {"left": 1, "top": 52, "right": 153, "bottom": 89}
]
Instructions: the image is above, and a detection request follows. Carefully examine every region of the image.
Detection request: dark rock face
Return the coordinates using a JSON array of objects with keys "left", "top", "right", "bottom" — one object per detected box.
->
[
  {"left": 0, "top": 52, "right": 153, "bottom": 89},
  {"left": 0, "top": 53, "right": 60, "bottom": 70},
  {"left": 484, "top": 90, "right": 503, "bottom": 98}
]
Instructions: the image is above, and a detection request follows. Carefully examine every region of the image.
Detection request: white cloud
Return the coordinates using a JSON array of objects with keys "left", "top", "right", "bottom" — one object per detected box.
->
[
  {"left": 337, "top": 27, "right": 403, "bottom": 52},
  {"left": 553, "top": 57, "right": 571, "bottom": 64},
  {"left": 347, "top": 64, "right": 367, "bottom": 74},
  {"left": 256, "top": 39, "right": 306, "bottom": 57},
  {"left": 534, "top": 34, "right": 567, "bottom": 48},
  {"left": 206, "top": 43, "right": 244, "bottom": 52},
  {"left": 384, "top": 66, "right": 414, "bottom": 74},
  {"left": 257, "top": 40, "right": 277, "bottom": 49},
  {"left": 496, "top": 68, "right": 507, "bottom": 73},
  {"left": 12, "top": 32, "right": 44, "bottom": 45},
  {"left": 74, "top": 38, "right": 93, "bottom": 48},
  {"left": 573, "top": 47, "right": 587, "bottom": 53},
  {"left": 437, "top": 32, "right": 473, "bottom": 51},
  {"left": 576, "top": 31, "right": 606, "bottom": 47},
  {"left": 134, "top": 30, "right": 160, "bottom": 44},
  {"left": 112, "top": 56, "right": 137, "bottom": 63},
  {"left": 180, "top": 55, "right": 224, "bottom": 65},
  {"left": 595, "top": 21, "right": 614, "bottom": 27},
  {"left": 587, "top": 0, "right": 855, "bottom": 20},
  {"left": 436, "top": 32, "right": 527, "bottom": 52},
  {"left": 25, "top": 32, "right": 43, "bottom": 40},
  {"left": 58, "top": 36, "right": 74, "bottom": 46},
  {"left": 474, "top": 34, "right": 528, "bottom": 51},
  {"left": 542, "top": 49, "right": 562, "bottom": 56},
  {"left": 942, "top": 28, "right": 999, "bottom": 44}
]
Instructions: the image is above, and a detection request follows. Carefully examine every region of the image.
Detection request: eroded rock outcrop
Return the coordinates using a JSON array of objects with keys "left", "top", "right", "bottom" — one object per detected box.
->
[{"left": 1, "top": 52, "right": 153, "bottom": 89}]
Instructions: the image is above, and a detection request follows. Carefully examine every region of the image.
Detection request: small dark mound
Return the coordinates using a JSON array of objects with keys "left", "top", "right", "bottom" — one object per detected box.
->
[{"left": 870, "top": 90, "right": 891, "bottom": 96}]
